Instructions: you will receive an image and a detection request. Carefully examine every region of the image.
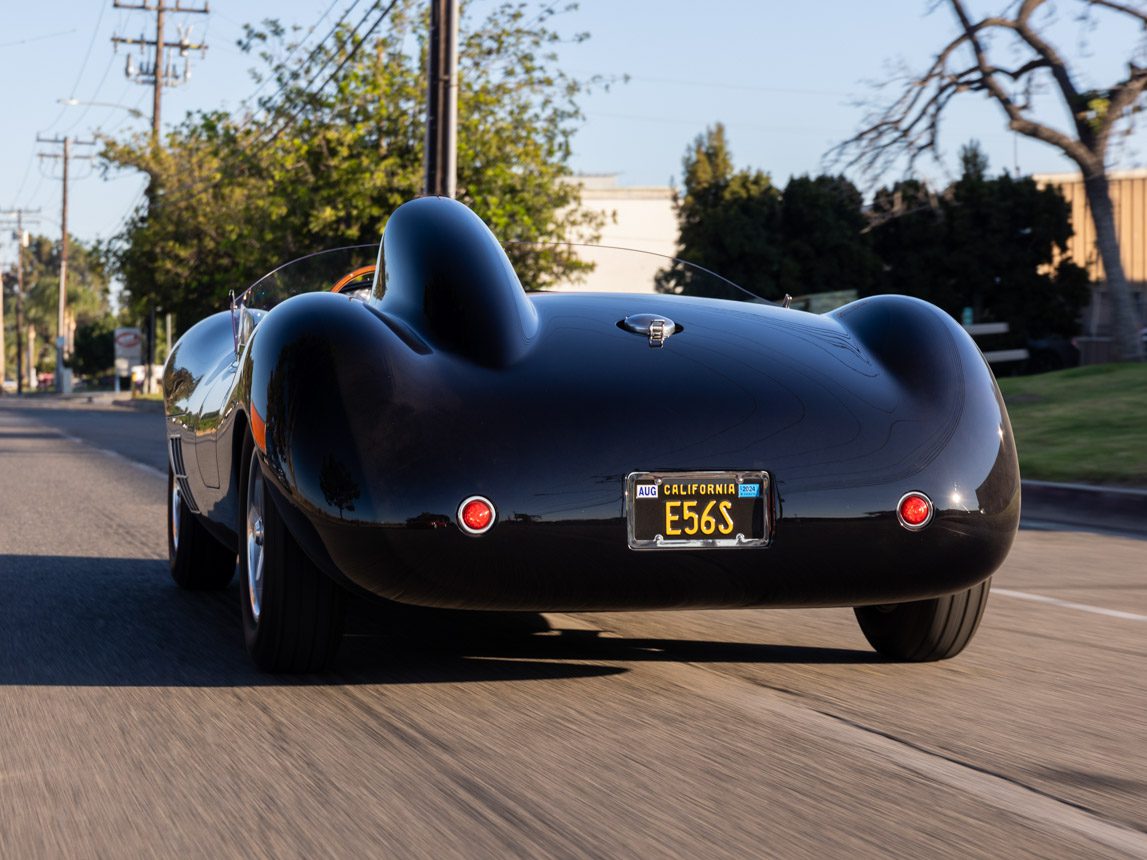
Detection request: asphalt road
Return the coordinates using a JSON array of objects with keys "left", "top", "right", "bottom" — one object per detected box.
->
[{"left": 1, "top": 400, "right": 1145, "bottom": 858}]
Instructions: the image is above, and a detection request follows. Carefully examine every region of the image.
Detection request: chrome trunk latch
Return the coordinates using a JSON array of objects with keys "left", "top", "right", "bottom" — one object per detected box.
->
[
  {"left": 620, "top": 314, "right": 679, "bottom": 348},
  {"left": 648, "top": 318, "right": 667, "bottom": 347}
]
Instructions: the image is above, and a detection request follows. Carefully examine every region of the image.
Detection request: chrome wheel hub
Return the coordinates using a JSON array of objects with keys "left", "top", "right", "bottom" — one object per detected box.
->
[{"left": 246, "top": 453, "right": 266, "bottom": 622}]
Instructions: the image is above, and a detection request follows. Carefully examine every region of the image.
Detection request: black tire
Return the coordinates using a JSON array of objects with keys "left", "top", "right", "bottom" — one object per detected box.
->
[
  {"left": 238, "top": 438, "right": 343, "bottom": 672},
  {"left": 854, "top": 578, "right": 991, "bottom": 662},
  {"left": 168, "top": 465, "right": 236, "bottom": 589}
]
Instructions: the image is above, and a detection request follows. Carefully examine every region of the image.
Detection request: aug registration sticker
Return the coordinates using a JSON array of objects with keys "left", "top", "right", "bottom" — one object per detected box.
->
[{"left": 626, "top": 471, "right": 770, "bottom": 550}]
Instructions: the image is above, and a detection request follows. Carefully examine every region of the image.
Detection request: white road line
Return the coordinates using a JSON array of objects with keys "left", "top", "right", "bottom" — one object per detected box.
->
[
  {"left": 994, "top": 588, "right": 1147, "bottom": 622},
  {"left": 557, "top": 613, "right": 1147, "bottom": 857}
]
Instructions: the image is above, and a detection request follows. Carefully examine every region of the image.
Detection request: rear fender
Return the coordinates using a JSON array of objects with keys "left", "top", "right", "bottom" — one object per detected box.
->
[{"left": 238, "top": 291, "right": 405, "bottom": 526}]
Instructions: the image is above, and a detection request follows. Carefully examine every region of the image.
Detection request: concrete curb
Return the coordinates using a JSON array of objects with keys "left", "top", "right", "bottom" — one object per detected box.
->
[
  {"left": 0, "top": 392, "right": 164, "bottom": 413},
  {"left": 1021, "top": 479, "right": 1147, "bottom": 537},
  {"left": 110, "top": 397, "right": 165, "bottom": 414}
]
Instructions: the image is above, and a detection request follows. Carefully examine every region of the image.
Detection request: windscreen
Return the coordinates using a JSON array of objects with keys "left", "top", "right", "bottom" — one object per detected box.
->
[
  {"left": 235, "top": 244, "right": 379, "bottom": 312},
  {"left": 233, "top": 241, "right": 773, "bottom": 312},
  {"left": 508, "top": 241, "right": 773, "bottom": 304}
]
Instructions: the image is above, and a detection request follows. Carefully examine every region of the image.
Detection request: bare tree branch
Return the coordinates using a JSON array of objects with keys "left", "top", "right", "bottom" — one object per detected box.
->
[
  {"left": 827, "top": 0, "right": 1130, "bottom": 179},
  {"left": 1086, "top": 0, "right": 1147, "bottom": 25},
  {"left": 1099, "top": 63, "right": 1147, "bottom": 150},
  {"left": 828, "top": 0, "right": 1146, "bottom": 360},
  {"left": 991, "top": 58, "right": 1052, "bottom": 79},
  {"left": 952, "top": 0, "right": 1100, "bottom": 166},
  {"left": 1012, "top": 0, "right": 1093, "bottom": 140}
]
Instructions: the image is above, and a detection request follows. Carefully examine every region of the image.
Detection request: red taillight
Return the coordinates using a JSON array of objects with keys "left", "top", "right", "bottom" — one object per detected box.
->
[
  {"left": 458, "top": 496, "right": 495, "bottom": 535},
  {"left": 897, "top": 492, "right": 933, "bottom": 530}
]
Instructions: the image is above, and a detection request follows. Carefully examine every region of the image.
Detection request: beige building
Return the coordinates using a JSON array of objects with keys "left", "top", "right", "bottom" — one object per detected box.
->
[
  {"left": 562, "top": 174, "right": 677, "bottom": 293},
  {"left": 1034, "top": 170, "right": 1147, "bottom": 356}
]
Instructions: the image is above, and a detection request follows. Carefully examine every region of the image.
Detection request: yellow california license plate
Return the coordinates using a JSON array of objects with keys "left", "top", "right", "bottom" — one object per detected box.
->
[{"left": 625, "top": 471, "right": 770, "bottom": 550}]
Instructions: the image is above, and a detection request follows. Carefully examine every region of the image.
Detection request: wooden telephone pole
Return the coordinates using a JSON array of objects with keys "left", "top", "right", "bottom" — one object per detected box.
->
[
  {"left": 112, "top": 0, "right": 209, "bottom": 143},
  {"left": 36, "top": 136, "right": 95, "bottom": 393},
  {"left": 112, "top": 0, "right": 208, "bottom": 391}
]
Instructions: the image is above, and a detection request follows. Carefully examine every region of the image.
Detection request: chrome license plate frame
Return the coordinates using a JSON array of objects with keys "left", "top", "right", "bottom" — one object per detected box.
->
[{"left": 625, "top": 471, "right": 770, "bottom": 550}]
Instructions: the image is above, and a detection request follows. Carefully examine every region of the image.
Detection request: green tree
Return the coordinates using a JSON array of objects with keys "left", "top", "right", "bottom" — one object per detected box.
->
[
  {"left": 871, "top": 142, "right": 1088, "bottom": 341},
  {"left": 72, "top": 315, "right": 118, "bottom": 378},
  {"left": 660, "top": 127, "right": 878, "bottom": 302},
  {"left": 2, "top": 235, "right": 109, "bottom": 378},
  {"left": 102, "top": 1, "right": 603, "bottom": 327},
  {"left": 868, "top": 179, "right": 947, "bottom": 302},
  {"left": 777, "top": 174, "right": 879, "bottom": 298},
  {"left": 658, "top": 123, "right": 782, "bottom": 300}
]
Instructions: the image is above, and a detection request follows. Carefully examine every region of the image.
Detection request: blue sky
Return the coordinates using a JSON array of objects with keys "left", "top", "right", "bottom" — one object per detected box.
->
[{"left": 1, "top": 0, "right": 1143, "bottom": 250}]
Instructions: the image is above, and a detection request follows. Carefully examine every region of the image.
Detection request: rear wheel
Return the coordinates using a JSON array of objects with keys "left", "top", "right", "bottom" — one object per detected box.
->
[
  {"left": 239, "top": 439, "right": 343, "bottom": 672},
  {"left": 168, "top": 466, "right": 236, "bottom": 589},
  {"left": 854, "top": 579, "right": 991, "bottom": 662}
]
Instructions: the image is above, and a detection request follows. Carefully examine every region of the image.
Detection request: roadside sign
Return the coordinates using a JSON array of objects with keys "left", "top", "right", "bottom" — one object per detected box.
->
[{"left": 114, "top": 327, "right": 143, "bottom": 377}]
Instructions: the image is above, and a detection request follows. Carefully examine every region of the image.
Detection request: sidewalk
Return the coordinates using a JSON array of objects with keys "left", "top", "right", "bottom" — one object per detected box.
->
[
  {"left": 0, "top": 391, "right": 164, "bottom": 413},
  {"left": 1021, "top": 480, "right": 1147, "bottom": 538}
]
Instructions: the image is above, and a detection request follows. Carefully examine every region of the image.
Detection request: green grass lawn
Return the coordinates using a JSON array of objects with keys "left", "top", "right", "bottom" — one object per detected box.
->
[{"left": 997, "top": 363, "right": 1147, "bottom": 486}]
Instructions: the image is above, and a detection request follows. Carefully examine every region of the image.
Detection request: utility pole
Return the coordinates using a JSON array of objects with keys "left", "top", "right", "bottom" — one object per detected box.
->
[
  {"left": 112, "top": 0, "right": 209, "bottom": 143},
  {"left": 0, "top": 209, "right": 40, "bottom": 395},
  {"left": 424, "top": 0, "right": 458, "bottom": 198},
  {"left": 113, "top": 0, "right": 208, "bottom": 392},
  {"left": 36, "top": 136, "right": 95, "bottom": 393}
]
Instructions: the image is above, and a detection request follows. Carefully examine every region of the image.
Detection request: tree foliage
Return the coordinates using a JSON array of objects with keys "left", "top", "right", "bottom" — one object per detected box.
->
[
  {"left": 658, "top": 124, "right": 782, "bottom": 300},
  {"left": 102, "top": 1, "right": 603, "bottom": 327},
  {"left": 776, "top": 175, "right": 881, "bottom": 298},
  {"left": 72, "top": 315, "right": 118, "bottom": 377},
  {"left": 2, "top": 235, "right": 110, "bottom": 376},
  {"left": 659, "top": 125, "right": 877, "bottom": 301},
  {"left": 664, "top": 129, "right": 1087, "bottom": 343},
  {"left": 871, "top": 142, "right": 1089, "bottom": 340},
  {"left": 833, "top": 0, "right": 1146, "bottom": 361}
]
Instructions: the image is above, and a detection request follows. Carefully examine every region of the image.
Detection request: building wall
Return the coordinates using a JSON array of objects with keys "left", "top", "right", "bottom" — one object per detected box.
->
[
  {"left": 1034, "top": 170, "right": 1147, "bottom": 341},
  {"left": 555, "top": 174, "right": 677, "bottom": 294}
]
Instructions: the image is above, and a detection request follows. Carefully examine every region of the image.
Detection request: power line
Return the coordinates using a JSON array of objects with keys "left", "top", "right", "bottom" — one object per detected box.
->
[
  {"left": 107, "top": 183, "right": 150, "bottom": 241},
  {"left": 19, "top": 5, "right": 127, "bottom": 214},
  {"left": 0, "top": 28, "right": 77, "bottom": 49},
  {"left": 0, "top": 208, "right": 42, "bottom": 395},
  {"left": 574, "top": 71, "right": 850, "bottom": 98},
  {"left": 245, "top": 0, "right": 347, "bottom": 105},
  {"left": 35, "top": 135, "right": 96, "bottom": 393},
  {"left": 38, "top": 5, "right": 113, "bottom": 136},
  {"left": 253, "top": 0, "right": 371, "bottom": 130},
  {"left": 20, "top": 170, "right": 47, "bottom": 211},
  {"left": 252, "top": 1, "right": 398, "bottom": 153},
  {"left": 68, "top": 3, "right": 111, "bottom": 99},
  {"left": 108, "top": 1, "right": 398, "bottom": 224},
  {"left": 99, "top": 85, "right": 150, "bottom": 136},
  {"left": 101, "top": 2, "right": 399, "bottom": 389},
  {"left": 60, "top": 51, "right": 120, "bottom": 135},
  {"left": 585, "top": 111, "right": 847, "bottom": 135},
  {"left": 112, "top": 0, "right": 210, "bottom": 140},
  {"left": 521, "top": 1, "right": 562, "bottom": 32},
  {"left": 9, "top": 157, "right": 35, "bottom": 207},
  {"left": 111, "top": 1, "right": 210, "bottom": 393}
]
